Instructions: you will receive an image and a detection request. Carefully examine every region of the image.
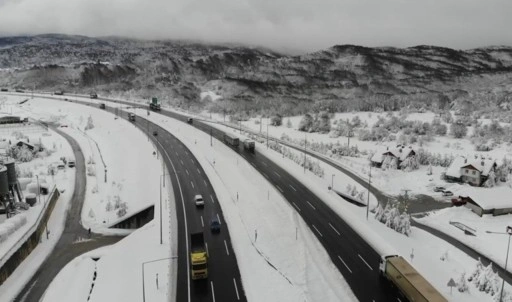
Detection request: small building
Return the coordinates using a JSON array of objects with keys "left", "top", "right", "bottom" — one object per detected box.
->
[
  {"left": 445, "top": 156, "right": 496, "bottom": 186},
  {"left": 371, "top": 145, "right": 416, "bottom": 168},
  {"left": 460, "top": 186, "right": 512, "bottom": 216}
]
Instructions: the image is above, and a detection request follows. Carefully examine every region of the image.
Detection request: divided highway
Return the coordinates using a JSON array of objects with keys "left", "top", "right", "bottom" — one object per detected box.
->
[
  {"left": 95, "top": 98, "right": 405, "bottom": 302},
  {"left": 88, "top": 101, "right": 247, "bottom": 302}
]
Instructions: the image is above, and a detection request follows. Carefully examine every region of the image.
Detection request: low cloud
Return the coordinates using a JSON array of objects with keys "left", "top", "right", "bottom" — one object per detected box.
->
[{"left": 0, "top": 0, "right": 510, "bottom": 53}]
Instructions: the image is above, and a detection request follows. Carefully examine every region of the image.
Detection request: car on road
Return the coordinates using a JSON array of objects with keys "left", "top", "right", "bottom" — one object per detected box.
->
[
  {"left": 99, "top": 103, "right": 106, "bottom": 109},
  {"left": 60, "top": 124, "right": 68, "bottom": 128},
  {"left": 187, "top": 117, "right": 193, "bottom": 124},
  {"left": 153, "top": 130, "right": 158, "bottom": 136},
  {"left": 433, "top": 186, "right": 446, "bottom": 192},
  {"left": 210, "top": 218, "right": 220, "bottom": 233},
  {"left": 67, "top": 159, "right": 76, "bottom": 168},
  {"left": 194, "top": 194, "right": 204, "bottom": 207},
  {"left": 90, "top": 92, "right": 98, "bottom": 99},
  {"left": 56, "top": 162, "right": 66, "bottom": 170},
  {"left": 442, "top": 190, "right": 453, "bottom": 196},
  {"left": 0, "top": 88, "right": 8, "bottom": 92},
  {"left": 54, "top": 90, "right": 64, "bottom": 95}
]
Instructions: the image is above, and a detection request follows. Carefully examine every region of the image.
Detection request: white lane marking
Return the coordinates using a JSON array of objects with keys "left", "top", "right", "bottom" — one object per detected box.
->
[
  {"left": 397, "top": 299, "right": 402, "bottom": 302},
  {"left": 262, "top": 172, "right": 269, "bottom": 179},
  {"left": 306, "top": 200, "right": 316, "bottom": 210},
  {"left": 338, "top": 255, "right": 352, "bottom": 273},
  {"left": 197, "top": 168, "right": 200, "bottom": 174},
  {"left": 211, "top": 281, "right": 216, "bottom": 302},
  {"left": 251, "top": 162, "right": 256, "bottom": 167},
  {"left": 185, "top": 150, "right": 188, "bottom": 155},
  {"left": 224, "top": 240, "right": 230, "bottom": 256},
  {"left": 233, "top": 278, "right": 240, "bottom": 300},
  {"left": 185, "top": 169, "right": 189, "bottom": 175},
  {"left": 175, "top": 151, "right": 178, "bottom": 156},
  {"left": 292, "top": 202, "right": 301, "bottom": 212},
  {"left": 289, "top": 184, "right": 297, "bottom": 191},
  {"left": 191, "top": 181, "right": 194, "bottom": 189},
  {"left": 156, "top": 140, "right": 191, "bottom": 302},
  {"left": 190, "top": 158, "right": 194, "bottom": 163},
  {"left": 312, "top": 225, "right": 323, "bottom": 237},
  {"left": 329, "top": 223, "right": 341, "bottom": 236},
  {"left": 204, "top": 180, "right": 207, "bottom": 186},
  {"left": 217, "top": 214, "right": 221, "bottom": 224},
  {"left": 358, "top": 254, "right": 373, "bottom": 271},
  {"left": 261, "top": 161, "right": 267, "bottom": 167},
  {"left": 276, "top": 185, "right": 284, "bottom": 193},
  {"left": 210, "top": 195, "right": 215, "bottom": 204},
  {"left": 200, "top": 216, "right": 204, "bottom": 228},
  {"left": 205, "top": 242, "right": 209, "bottom": 257},
  {"left": 180, "top": 160, "right": 184, "bottom": 165},
  {"left": 274, "top": 171, "right": 281, "bottom": 178}
]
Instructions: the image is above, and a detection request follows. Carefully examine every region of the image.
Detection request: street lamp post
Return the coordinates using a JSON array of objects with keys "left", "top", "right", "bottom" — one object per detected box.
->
[
  {"left": 266, "top": 123, "right": 269, "bottom": 149},
  {"left": 142, "top": 257, "right": 178, "bottom": 302},
  {"left": 331, "top": 174, "right": 335, "bottom": 190},
  {"left": 36, "top": 175, "right": 41, "bottom": 204},
  {"left": 366, "top": 164, "right": 371, "bottom": 220},
  {"left": 303, "top": 133, "right": 307, "bottom": 173},
  {"left": 486, "top": 226, "right": 512, "bottom": 302}
]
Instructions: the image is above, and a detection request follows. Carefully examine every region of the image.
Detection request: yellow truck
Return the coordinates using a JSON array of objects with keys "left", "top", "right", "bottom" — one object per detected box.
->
[
  {"left": 380, "top": 255, "right": 447, "bottom": 302},
  {"left": 190, "top": 232, "right": 208, "bottom": 280}
]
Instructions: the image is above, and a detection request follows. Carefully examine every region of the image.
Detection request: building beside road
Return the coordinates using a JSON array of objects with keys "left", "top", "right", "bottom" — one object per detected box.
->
[{"left": 459, "top": 186, "right": 512, "bottom": 216}]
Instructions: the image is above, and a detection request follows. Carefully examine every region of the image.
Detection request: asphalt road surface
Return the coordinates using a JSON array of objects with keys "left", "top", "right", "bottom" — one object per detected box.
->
[
  {"left": 119, "top": 106, "right": 404, "bottom": 302},
  {"left": 15, "top": 127, "right": 123, "bottom": 302},
  {"left": 102, "top": 104, "right": 247, "bottom": 302}
]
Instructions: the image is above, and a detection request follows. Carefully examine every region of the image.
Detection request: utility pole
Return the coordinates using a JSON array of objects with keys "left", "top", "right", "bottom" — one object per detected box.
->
[
  {"left": 210, "top": 127, "right": 213, "bottom": 147},
  {"left": 303, "top": 133, "right": 307, "bottom": 173},
  {"left": 366, "top": 164, "right": 371, "bottom": 220},
  {"left": 266, "top": 123, "right": 269, "bottom": 149}
]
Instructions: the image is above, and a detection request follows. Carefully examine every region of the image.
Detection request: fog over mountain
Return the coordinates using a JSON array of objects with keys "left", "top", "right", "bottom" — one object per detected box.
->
[{"left": 0, "top": 0, "right": 511, "bottom": 53}]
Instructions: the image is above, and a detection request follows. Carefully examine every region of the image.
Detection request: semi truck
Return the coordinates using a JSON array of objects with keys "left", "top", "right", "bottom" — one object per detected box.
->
[
  {"left": 128, "top": 113, "right": 136, "bottom": 122},
  {"left": 190, "top": 232, "right": 208, "bottom": 280},
  {"left": 149, "top": 97, "right": 161, "bottom": 111},
  {"left": 380, "top": 255, "right": 447, "bottom": 302},
  {"left": 223, "top": 133, "right": 240, "bottom": 147},
  {"left": 243, "top": 139, "right": 255, "bottom": 153}
]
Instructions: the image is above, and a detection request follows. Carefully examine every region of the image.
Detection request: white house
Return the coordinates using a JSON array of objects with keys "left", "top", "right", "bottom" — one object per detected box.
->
[{"left": 445, "top": 156, "right": 496, "bottom": 186}]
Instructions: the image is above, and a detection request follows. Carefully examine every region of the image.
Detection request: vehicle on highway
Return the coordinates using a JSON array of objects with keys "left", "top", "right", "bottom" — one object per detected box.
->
[
  {"left": 433, "top": 186, "right": 445, "bottom": 192},
  {"left": 128, "top": 113, "right": 136, "bottom": 122},
  {"left": 187, "top": 117, "right": 193, "bottom": 124},
  {"left": 56, "top": 162, "right": 66, "bottom": 170},
  {"left": 99, "top": 103, "right": 106, "bottom": 109},
  {"left": 60, "top": 124, "right": 68, "bottom": 128},
  {"left": 15, "top": 89, "right": 24, "bottom": 93},
  {"left": 0, "top": 88, "right": 8, "bottom": 92},
  {"left": 224, "top": 133, "right": 240, "bottom": 147},
  {"left": 67, "top": 159, "right": 76, "bottom": 168},
  {"left": 90, "top": 92, "right": 98, "bottom": 99},
  {"left": 194, "top": 194, "right": 204, "bottom": 207},
  {"left": 54, "top": 90, "right": 64, "bottom": 95},
  {"left": 149, "top": 97, "right": 161, "bottom": 111},
  {"left": 380, "top": 255, "right": 447, "bottom": 302},
  {"left": 442, "top": 190, "right": 453, "bottom": 196},
  {"left": 243, "top": 139, "right": 255, "bottom": 153},
  {"left": 210, "top": 218, "right": 221, "bottom": 233},
  {"left": 153, "top": 130, "right": 158, "bottom": 136},
  {"left": 190, "top": 232, "right": 208, "bottom": 280},
  {"left": 451, "top": 198, "right": 466, "bottom": 206}
]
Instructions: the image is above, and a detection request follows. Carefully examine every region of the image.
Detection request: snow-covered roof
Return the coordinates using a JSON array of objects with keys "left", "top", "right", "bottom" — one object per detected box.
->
[
  {"left": 461, "top": 157, "right": 496, "bottom": 176},
  {"left": 371, "top": 149, "right": 385, "bottom": 163},
  {"left": 382, "top": 145, "right": 415, "bottom": 161},
  {"left": 459, "top": 186, "right": 512, "bottom": 210},
  {"left": 445, "top": 156, "right": 466, "bottom": 178}
]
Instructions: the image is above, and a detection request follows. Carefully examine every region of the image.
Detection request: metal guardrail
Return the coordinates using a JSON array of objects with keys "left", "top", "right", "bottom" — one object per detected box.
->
[{"left": 0, "top": 185, "right": 57, "bottom": 267}]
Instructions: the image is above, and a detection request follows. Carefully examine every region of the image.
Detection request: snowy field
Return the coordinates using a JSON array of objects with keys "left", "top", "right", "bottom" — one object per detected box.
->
[{"left": 3, "top": 92, "right": 508, "bottom": 301}]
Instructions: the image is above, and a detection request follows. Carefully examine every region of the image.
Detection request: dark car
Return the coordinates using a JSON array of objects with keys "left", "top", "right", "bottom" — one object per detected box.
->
[
  {"left": 99, "top": 103, "right": 106, "bottom": 109},
  {"left": 451, "top": 198, "right": 466, "bottom": 206},
  {"left": 187, "top": 117, "right": 193, "bottom": 124},
  {"left": 0, "top": 88, "right": 8, "bottom": 92},
  {"left": 90, "top": 93, "right": 98, "bottom": 99},
  {"left": 433, "top": 186, "right": 446, "bottom": 192},
  {"left": 54, "top": 90, "right": 64, "bottom": 95},
  {"left": 210, "top": 218, "right": 221, "bottom": 233},
  {"left": 153, "top": 130, "right": 158, "bottom": 136}
]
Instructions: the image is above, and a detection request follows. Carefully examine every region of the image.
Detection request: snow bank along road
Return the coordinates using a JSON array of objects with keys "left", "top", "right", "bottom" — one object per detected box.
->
[
  {"left": 69, "top": 99, "right": 247, "bottom": 302},
  {"left": 84, "top": 97, "right": 404, "bottom": 302},
  {"left": 14, "top": 126, "right": 123, "bottom": 302}
]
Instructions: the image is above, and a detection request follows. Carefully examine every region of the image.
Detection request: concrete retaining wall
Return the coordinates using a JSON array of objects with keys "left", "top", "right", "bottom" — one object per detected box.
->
[{"left": 0, "top": 188, "right": 60, "bottom": 285}]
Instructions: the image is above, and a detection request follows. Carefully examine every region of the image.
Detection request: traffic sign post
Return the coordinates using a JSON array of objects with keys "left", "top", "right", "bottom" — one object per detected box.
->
[{"left": 447, "top": 278, "right": 456, "bottom": 294}]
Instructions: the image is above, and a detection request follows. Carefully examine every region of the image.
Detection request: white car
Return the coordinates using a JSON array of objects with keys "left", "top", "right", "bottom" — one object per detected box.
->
[{"left": 194, "top": 194, "right": 204, "bottom": 207}]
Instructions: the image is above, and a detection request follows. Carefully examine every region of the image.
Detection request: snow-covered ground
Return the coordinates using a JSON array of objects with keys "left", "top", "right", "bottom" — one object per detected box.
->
[
  {"left": 19, "top": 97, "right": 161, "bottom": 234},
  {"left": 3, "top": 92, "right": 508, "bottom": 302}
]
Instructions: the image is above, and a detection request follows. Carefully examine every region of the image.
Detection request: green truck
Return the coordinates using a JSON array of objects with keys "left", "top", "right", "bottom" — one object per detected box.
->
[{"left": 149, "top": 97, "right": 161, "bottom": 111}]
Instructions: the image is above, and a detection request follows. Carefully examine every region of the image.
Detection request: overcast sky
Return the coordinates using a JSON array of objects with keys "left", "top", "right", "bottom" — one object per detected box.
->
[{"left": 0, "top": 0, "right": 510, "bottom": 53}]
